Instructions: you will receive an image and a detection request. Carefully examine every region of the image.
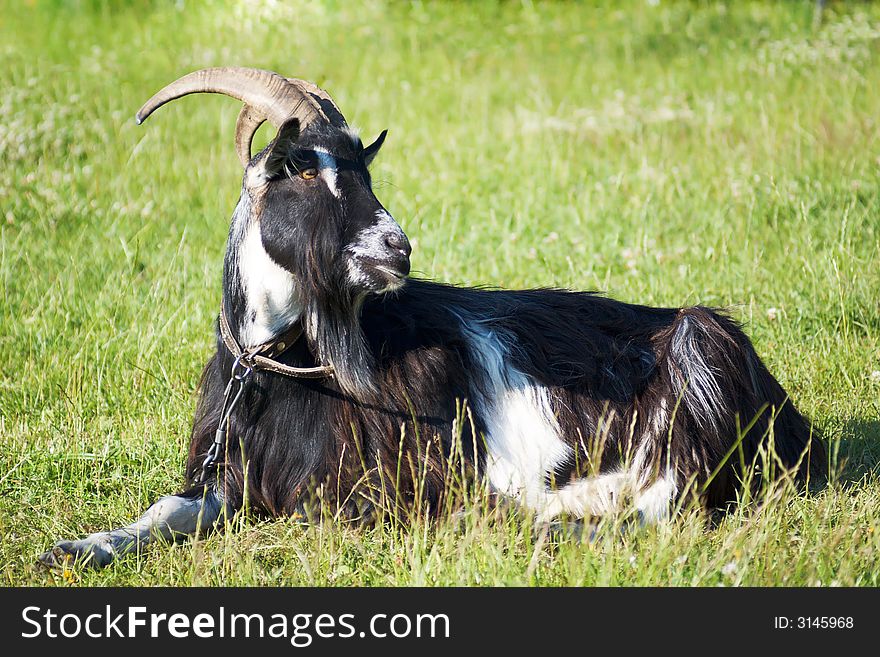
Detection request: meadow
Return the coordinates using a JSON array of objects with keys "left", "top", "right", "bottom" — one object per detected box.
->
[{"left": 1, "top": 0, "right": 878, "bottom": 586}]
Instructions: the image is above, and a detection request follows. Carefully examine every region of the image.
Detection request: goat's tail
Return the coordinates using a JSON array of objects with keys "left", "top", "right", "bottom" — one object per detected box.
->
[{"left": 654, "top": 307, "right": 825, "bottom": 508}]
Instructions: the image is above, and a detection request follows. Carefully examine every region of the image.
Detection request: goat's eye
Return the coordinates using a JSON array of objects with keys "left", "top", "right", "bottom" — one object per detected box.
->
[{"left": 300, "top": 168, "right": 319, "bottom": 180}]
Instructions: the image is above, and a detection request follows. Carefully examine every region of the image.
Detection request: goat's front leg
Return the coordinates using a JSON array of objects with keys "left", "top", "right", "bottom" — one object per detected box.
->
[{"left": 38, "top": 487, "right": 225, "bottom": 569}]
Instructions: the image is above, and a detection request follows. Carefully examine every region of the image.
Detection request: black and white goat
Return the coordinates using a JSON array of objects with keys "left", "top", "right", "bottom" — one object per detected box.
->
[{"left": 40, "top": 68, "right": 824, "bottom": 568}]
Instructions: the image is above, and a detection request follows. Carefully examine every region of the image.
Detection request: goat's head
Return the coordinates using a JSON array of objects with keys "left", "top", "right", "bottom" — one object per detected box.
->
[
  {"left": 248, "top": 119, "right": 411, "bottom": 299},
  {"left": 137, "top": 68, "right": 410, "bottom": 393},
  {"left": 137, "top": 67, "right": 410, "bottom": 301},
  {"left": 137, "top": 68, "right": 411, "bottom": 394}
]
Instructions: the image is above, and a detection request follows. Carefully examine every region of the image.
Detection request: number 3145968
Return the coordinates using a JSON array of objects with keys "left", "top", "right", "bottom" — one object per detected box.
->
[{"left": 798, "top": 617, "right": 853, "bottom": 629}]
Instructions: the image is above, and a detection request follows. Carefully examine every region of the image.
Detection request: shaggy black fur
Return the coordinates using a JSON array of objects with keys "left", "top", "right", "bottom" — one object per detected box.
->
[
  {"left": 188, "top": 279, "right": 824, "bottom": 520},
  {"left": 185, "top": 121, "right": 824, "bottom": 523}
]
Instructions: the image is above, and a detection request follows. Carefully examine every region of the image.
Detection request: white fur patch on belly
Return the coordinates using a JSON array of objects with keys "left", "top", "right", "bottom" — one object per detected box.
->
[
  {"left": 460, "top": 320, "right": 572, "bottom": 508},
  {"left": 461, "top": 315, "right": 677, "bottom": 523},
  {"left": 487, "top": 381, "right": 572, "bottom": 507}
]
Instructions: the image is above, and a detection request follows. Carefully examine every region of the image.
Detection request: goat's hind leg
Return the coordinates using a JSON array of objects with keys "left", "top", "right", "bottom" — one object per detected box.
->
[
  {"left": 537, "top": 471, "right": 680, "bottom": 542},
  {"left": 38, "top": 487, "right": 225, "bottom": 569}
]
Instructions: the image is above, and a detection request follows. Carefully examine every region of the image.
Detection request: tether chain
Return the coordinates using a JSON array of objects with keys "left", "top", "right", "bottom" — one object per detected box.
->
[
  {"left": 195, "top": 354, "right": 253, "bottom": 484},
  {"left": 193, "top": 311, "right": 333, "bottom": 485}
]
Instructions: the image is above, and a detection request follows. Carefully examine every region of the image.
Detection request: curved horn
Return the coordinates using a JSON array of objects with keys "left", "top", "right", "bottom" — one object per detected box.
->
[
  {"left": 234, "top": 104, "right": 267, "bottom": 168},
  {"left": 136, "top": 67, "right": 345, "bottom": 167},
  {"left": 289, "top": 78, "right": 347, "bottom": 128},
  {"left": 231, "top": 78, "right": 347, "bottom": 166}
]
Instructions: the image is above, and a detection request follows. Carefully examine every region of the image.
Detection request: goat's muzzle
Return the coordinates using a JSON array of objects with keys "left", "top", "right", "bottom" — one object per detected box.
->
[
  {"left": 379, "top": 230, "right": 412, "bottom": 277},
  {"left": 355, "top": 242, "right": 411, "bottom": 288},
  {"left": 347, "top": 216, "right": 412, "bottom": 292}
]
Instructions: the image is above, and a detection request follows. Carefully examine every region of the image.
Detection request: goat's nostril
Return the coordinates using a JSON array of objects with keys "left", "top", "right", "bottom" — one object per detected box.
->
[{"left": 384, "top": 232, "right": 412, "bottom": 257}]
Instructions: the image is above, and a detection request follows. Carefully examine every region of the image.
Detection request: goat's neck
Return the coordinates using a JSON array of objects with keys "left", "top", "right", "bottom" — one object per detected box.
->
[
  {"left": 301, "top": 293, "right": 378, "bottom": 397},
  {"left": 220, "top": 196, "right": 378, "bottom": 398},
  {"left": 222, "top": 195, "right": 301, "bottom": 348}
]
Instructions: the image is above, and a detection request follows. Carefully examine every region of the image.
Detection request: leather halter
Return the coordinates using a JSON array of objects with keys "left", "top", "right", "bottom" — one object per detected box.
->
[{"left": 218, "top": 309, "right": 334, "bottom": 379}]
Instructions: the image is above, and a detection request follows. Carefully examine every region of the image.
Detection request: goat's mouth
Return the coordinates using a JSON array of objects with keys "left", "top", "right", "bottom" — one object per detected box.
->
[
  {"left": 349, "top": 255, "right": 410, "bottom": 292},
  {"left": 374, "top": 264, "right": 405, "bottom": 282}
]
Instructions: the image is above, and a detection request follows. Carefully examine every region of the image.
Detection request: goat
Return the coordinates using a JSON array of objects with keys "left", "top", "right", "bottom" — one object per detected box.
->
[{"left": 39, "top": 67, "right": 824, "bottom": 569}]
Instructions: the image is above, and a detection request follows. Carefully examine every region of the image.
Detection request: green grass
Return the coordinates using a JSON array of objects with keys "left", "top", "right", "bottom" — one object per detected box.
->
[{"left": 2, "top": 0, "right": 879, "bottom": 586}]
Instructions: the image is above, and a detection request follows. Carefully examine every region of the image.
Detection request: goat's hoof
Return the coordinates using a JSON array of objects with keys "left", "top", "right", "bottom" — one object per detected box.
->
[
  {"left": 37, "top": 540, "right": 113, "bottom": 570},
  {"left": 37, "top": 546, "right": 71, "bottom": 571}
]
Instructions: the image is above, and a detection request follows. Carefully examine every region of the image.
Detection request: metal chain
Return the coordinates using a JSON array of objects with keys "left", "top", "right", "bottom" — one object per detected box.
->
[{"left": 195, "top": 353, "right": 254, "bottom": 484}]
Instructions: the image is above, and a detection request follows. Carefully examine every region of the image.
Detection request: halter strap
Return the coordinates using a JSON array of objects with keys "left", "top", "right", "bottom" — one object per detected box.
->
[{"left": 218, "top": 309, "right": 334, "bottom": 380}]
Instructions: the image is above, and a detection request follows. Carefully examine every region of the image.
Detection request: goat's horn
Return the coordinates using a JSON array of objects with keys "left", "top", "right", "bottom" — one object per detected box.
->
[
  {"left": 234, "top": 104, "right": 267, "bottom": 168},
  {"left": 136, "top": 67, "right": 346, "bottom": 167},
  {"left": 231, "top": 78, "right": 347, "bottom": 167},
  {"left": 288, "top": 78, "right": 347, "bottom": 128}
]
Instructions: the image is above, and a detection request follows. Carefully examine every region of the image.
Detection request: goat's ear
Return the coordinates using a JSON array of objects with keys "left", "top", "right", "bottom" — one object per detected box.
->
[
  {"left": 251, "top": 118, "right": 300, "bottom": 182},
  {"left": 363, "top": 129, "right": 387, "bottom": 166}
]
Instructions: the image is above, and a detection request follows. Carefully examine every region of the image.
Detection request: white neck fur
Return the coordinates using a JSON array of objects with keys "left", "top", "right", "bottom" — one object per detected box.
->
[{"left": 230, "top": 195, "right": 301, "bottom": 347}]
